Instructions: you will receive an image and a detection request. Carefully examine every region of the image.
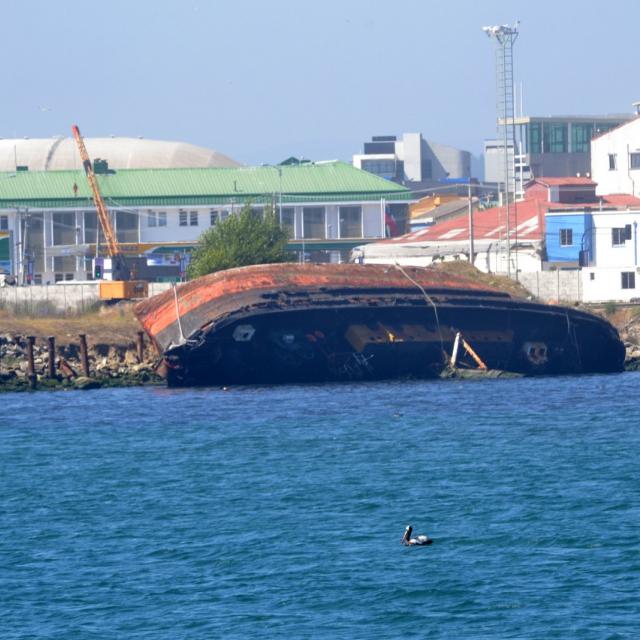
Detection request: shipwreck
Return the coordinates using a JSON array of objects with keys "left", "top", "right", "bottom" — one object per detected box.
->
[{"left": 134, "top": 263, "right": 625, "bottom": 386}]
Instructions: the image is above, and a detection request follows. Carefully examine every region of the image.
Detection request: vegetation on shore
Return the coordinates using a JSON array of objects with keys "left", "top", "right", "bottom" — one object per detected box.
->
[{"left": 187, "top": 204, "right": 291, "bottom": 278}]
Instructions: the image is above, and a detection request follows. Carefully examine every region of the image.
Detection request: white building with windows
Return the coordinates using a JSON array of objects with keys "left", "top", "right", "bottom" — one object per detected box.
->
[
  {"left": 580, "top": 209, "right": 640, "bottom": 302},
  {"left": 0, "top": 161, "right": 411, "bottom": 283},
  {"left": 591, "top": 116, "right": 640, "bottom": 197}
]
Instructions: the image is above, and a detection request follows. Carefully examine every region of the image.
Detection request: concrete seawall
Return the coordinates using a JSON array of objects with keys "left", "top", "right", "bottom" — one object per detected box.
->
[{"left": 0, "top": 282, "right": 173, "bottom": 315}]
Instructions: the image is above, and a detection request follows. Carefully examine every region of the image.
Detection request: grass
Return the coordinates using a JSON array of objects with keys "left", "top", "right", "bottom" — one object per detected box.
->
[{"left": 0, "top": 303, "right": 141, "bottom": 345}]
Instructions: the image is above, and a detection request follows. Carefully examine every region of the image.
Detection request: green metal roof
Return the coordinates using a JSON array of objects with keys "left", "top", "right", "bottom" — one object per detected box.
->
[{"left": 0, "top": 161, "right": 411, "bottom": 209}]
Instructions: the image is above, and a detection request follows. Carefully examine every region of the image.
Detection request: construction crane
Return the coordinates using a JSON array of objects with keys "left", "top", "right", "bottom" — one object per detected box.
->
[
  {"left": 71, "top": 124, "right": 147, "bottom": 300},
  {"left": 71, "top": 124, "right": 130, "bottom": 281}
]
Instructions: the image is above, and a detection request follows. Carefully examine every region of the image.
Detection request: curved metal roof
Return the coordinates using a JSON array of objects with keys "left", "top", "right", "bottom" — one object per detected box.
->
[{"left": 0, "top": 137, "right": 241, "bottom": 172}]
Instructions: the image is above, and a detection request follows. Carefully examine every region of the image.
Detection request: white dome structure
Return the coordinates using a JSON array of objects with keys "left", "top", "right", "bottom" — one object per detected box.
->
[{"left": 0, "top": 136, "right": 241, "bottom": 172}]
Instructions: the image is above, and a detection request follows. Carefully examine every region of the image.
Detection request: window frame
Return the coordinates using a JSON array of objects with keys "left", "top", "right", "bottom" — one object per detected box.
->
[
  {"left": 630, "top": 152, "right": 640, "bottom": 170},
  {"left": 559, "top": 228, "right": 573, "bottom": 247},
  {"left": 179, "top": 210, "right": 188, "bottom": 227},
  {"left": 621, "top": 271, "right": 636, "bottom": 290},
  {"left": 612, "top": 226, "right": 631, "bottom": 247},
  {"left": 147, "top": 211, "right": 157, "bottom": 227},
  {"left": 189, "top": 211, "right": 199, "bottom": 226},
  {"left": 608, "top": 154, "right": 617, "bottom": 171}
]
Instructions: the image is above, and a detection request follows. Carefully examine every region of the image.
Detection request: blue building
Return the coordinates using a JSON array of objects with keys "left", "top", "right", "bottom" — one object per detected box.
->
[{"left": 545, "top": 210, "right": 594, "bottom": 264}]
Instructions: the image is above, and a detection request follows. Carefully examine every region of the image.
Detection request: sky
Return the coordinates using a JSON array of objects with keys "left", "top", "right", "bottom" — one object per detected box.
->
[{"left": 4, "top": 0, "right": 640, "bottom": 166}]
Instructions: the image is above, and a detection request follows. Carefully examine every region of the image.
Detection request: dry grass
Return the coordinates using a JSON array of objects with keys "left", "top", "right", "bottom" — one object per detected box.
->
[
  {"left": 432, "top": 261, "right": 532, "bottom": 299},
  {"left": 0, "top": 303, "right": 141, "bottom": 345}
]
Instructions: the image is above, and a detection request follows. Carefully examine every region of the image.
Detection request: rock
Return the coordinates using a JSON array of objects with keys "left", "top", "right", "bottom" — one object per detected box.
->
[{"left": 74, "top": 376, "right": 102, "bottom": 390}]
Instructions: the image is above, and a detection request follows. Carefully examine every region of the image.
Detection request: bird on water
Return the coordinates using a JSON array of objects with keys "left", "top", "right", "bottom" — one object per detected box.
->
[{"left": 401, "top": 524, "right": 432, "bottom": 546}]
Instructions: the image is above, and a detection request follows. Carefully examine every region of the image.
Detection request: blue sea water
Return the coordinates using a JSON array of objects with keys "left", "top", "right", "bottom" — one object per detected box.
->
[{"left": 1, "top": 374, "right": 639, "bottom": 639}]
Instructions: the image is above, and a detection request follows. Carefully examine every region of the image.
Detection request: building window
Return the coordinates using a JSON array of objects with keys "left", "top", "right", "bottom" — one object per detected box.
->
[
  {"left": 147, "top": 211, "right": 157, "bottom": 227},
  {"left": 528, "top": 123, "right": 542, "bottom": 154},
  {"left": 361, "top": 159, "right": 397, "bottom": 177},
  {"left": 543, "top": 122, "right": 568, "bottom": 153},
  {"left": 280, "top": 207, "right": 295, "bottom": 239},
  {"left": 210, "top": 210, "right": 218, "bottom": 226},
  {"left": 559, "top": 228, "right": 573, "bottom": 246},
  {"left": 571, "top": 124, "right": 592, "bottom": 153},
  {"left": 302, "top": 207, "right": 325, "bottom": 239},
  {"left": 189, "top": 211, "right": 198, "bottom": 226},
  {"left": 179, "top": 210, "right": 188, "bottom": 226},
  {"left": 115, "top": 210, "right": 138, "bottom": 244},
  {"left": 590, "top": 272, "right": 595, "bottom": 281},
  {"left": 612, "top": 226, "right": 631, "bottom": 246},
  {"left": 158, "top": 212, "right": 167, "bottom": 227},
  {"left": 609, "top": 154, "right": 617, "bottom": 171},
  {"left": 622, "top": 271, "right": 636, "bottom": 289},
  {"left": 630, "top": 153, "right": 640, "bottom": 170},
  {"left": 0, "top": 215, "right": 7, "bottom": 230},
  {"left": 339, "top": 206, "right": 362, "bottom": 238}
]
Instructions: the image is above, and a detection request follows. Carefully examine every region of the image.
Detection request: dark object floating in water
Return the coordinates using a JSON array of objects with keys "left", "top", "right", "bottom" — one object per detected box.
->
[
  {"left": 134, "top": 263, "right": 625, "bottom": 387},
  {"left": 402, "top": 525, "right": 432, "bottom": 546}
]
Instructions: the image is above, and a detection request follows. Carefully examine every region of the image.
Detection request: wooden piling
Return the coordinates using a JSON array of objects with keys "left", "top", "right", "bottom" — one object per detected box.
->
[
  {"left": 136, "top": 331, "right": 145, "bottom": 363},
  {"left": 47, "top": 335, "right": 56, "bottom": 379},
  {"left": 26, "top": 335, "right": 37, "bottom": 389},
  {"left": 79, "top": 334, "right": 90, "bottom": 377}
]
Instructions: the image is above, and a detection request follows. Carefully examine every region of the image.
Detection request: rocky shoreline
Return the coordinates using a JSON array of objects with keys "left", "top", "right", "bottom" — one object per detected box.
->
[{"left": 0, "top": 333, "right": 163, "bottom": 392}]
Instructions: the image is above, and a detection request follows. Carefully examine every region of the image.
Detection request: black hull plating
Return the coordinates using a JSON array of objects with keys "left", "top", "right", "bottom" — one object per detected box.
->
[{"left": 163, "top": 299, "right": 625, "bottom": 387}]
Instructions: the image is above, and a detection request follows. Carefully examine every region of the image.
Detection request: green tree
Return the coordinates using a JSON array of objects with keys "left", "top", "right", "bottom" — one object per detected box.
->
[{"left": 187, "top": 204, "right": 291, "bottom": 278}]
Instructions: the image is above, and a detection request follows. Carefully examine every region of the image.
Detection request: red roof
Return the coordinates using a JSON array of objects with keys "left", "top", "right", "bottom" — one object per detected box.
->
[
  {"left": 386, "top": 193, "right": 640, "bottom": 245},
  {"left": 527, "top": 176, "right": 596, "bottom": 187}
]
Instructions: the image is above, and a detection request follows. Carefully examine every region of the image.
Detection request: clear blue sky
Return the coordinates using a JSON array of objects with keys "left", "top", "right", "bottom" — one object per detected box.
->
[{"left": 5, "top": 0, "right": 638, "bottom": 165}]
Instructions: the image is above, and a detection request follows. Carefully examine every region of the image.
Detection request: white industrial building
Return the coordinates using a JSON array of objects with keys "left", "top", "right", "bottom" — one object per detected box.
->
[
  {"left": 591, "top": 116, "right": 640, "bottom": 197},
  {"left": 353, "top": 133, "right": 471, "bottom": 187}
]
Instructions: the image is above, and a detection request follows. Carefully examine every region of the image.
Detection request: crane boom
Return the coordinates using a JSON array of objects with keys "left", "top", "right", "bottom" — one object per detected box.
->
[
  {"left": 71, "top": 124, "right": 130, "bottom": 281},
  {"left": 71, "top": 124, "right": 119, "bottom": 257}
]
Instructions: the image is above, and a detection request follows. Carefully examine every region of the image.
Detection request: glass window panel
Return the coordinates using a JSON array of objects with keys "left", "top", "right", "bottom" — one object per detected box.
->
[
  {"left": 52, "top": 212, "right": 76, "bottom": 245},
  {"left": 559, "top": 229, "right": 573, "bottom": 246},
  {"left": 158, "top": 212, "right": 167, "bottom": 227},
  {"left": 339, "top": 206, "right": 362, "bottom": 238},
  {"left": 571, "top": 124, "right": 592, "bottom": 153},
  {"left": 179, "top": 211, "right": 188, "bottom": 226},
  {"left": 303, "top": 207, "right": 325, "bottom": 239},
  {"left": 280, "top": 207, "right": 295, "bottom": 239},
  {"left": 115, "top": 211, "right": 138, "bottom": 243},
  {"left": 189, "top": 211, "right": 198, "bottom": 226},
  {"left": 543, "top": 123, "right": 568, "bottom": 153},
  {"left": 630, "top": 153, "right": 640, "bottom": 170},
  {"left": 147, "top": 211, "right": 157, "bottom": 227},
  {"left": 528, "top": 123, "right": 542, "bottom": 154}
]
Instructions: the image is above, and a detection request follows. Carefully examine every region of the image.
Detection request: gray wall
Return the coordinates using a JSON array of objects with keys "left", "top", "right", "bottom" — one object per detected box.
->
[
  {"left": 517, "top": 270, "right": 582, "bottom": 303},
  {"left": 0, "top": 282, "right": 173, "bottom": 315}
]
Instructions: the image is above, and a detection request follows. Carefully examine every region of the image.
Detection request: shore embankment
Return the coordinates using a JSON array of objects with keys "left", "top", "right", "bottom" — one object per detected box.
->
[{"left": 0, "top": 305, "right": 163, "bottom": 392}]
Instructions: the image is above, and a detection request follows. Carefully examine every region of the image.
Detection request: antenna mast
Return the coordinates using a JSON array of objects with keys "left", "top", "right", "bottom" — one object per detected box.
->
[{"left": 483, "top": 22, "right": 519, "bottom": 278}]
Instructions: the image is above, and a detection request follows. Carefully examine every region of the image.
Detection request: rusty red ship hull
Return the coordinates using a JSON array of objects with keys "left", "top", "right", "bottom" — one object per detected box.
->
[{"left": 134, "top": 263, "right": 625, "bottom": 386}]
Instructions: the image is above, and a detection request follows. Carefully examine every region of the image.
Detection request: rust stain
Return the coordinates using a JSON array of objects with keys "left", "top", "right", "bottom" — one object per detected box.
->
[{"left": 135, "top": 263, "right": 502, "bottom": 339}]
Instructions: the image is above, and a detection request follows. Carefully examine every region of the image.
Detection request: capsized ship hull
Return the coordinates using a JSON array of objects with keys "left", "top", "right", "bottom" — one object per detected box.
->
[{"left": 134, "top": 264, "right": 625, "bottom": 386}]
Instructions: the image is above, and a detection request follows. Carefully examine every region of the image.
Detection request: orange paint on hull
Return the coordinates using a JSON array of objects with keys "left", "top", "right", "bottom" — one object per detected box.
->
[{"left": 134, "top": 263, "right": 501, "bottom": 342}]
